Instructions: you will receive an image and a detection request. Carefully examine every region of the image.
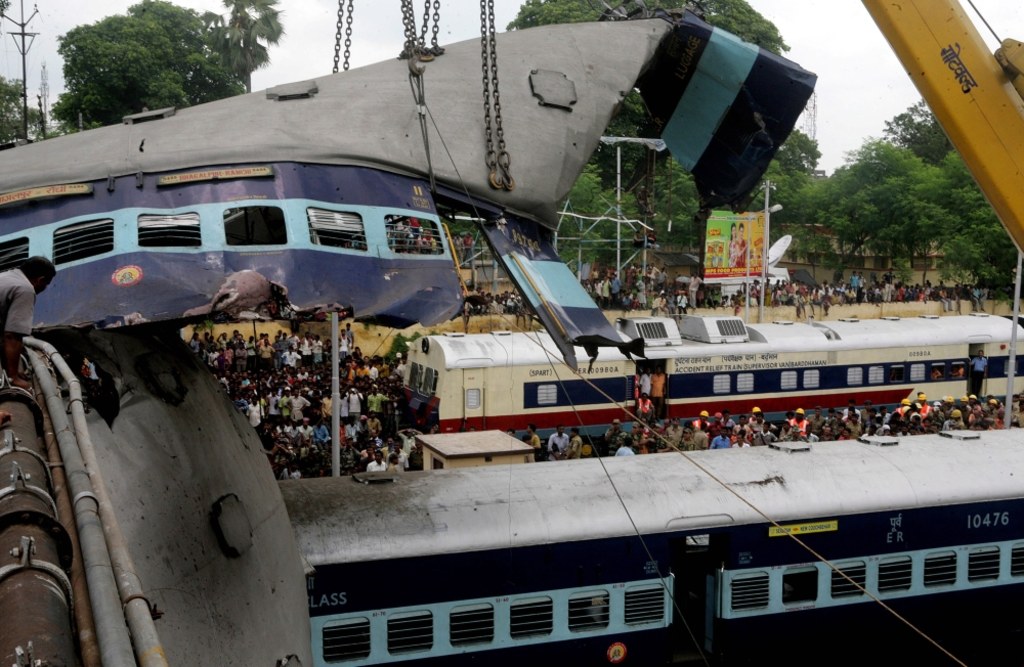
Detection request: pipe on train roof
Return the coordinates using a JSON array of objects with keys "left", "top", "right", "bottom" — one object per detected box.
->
[
  {"left": 25, "top": 342, "right": 141, "bottom": 667},
  {"left": 0, "top": 392, "right": 77, "bottom": 666}
]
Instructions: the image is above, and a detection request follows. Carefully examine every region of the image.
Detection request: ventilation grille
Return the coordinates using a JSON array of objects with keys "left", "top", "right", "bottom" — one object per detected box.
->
[
  {"left": 636, "top": 321, "right": 669, "bottom": 340},
  {"left": 308, "top": 208, "right": 367, "bottom": 250},
  {"left": 509, "top": 598, "right": 553, "bottom": 637},
  {"left": 323, "top": 618, "right": 370, "bottom": 662},
  {"left": 731, "top": 573, "right": 769, "bottom": 610},
  {"left": 53, "top": 219, "right": 114, "bottom": 265},
  {"left": 624, "top": 586, "right": 664, "bottom": 624},
  {"left": 0, "top": 237, "right": 29, "bottom": 272},
  {"left": 387, "top": 611, "right": 433, "bottom": 654}
]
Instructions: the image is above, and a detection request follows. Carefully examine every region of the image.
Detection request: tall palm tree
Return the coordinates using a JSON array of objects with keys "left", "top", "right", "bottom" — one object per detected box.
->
[{"left": 205, "top": 0, "right": 284, "bottom": 94}]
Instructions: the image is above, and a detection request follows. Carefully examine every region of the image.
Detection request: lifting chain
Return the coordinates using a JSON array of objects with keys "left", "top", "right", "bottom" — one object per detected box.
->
[
  {"left": 401, "top": 0, "right": 444, "bottom": 62},
  {"left": 332, "top": 0, "right": 354, "bottom": 73},
  {"left": 480, "top": 0, "right": 513, "bottom": 191}
]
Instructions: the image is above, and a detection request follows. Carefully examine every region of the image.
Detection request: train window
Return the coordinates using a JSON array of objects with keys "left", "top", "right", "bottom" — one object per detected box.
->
[
  {"left": 889, "top": 366, "right": 905, "bottom": 382},
  {"left": 387, "top": 610, "right": 433, "bottom": 654},
  {"left": 867, "top": 365, "right": 885, "bottom": 384},
  {"left": 224, "top": 206, "right": 287, "bottom": 245},
  {"left": 1011, "top": 544, "right": 1024, "bottom": 576},
  {"left": 409, "top": 363, "right": 423, "bottom": 391},
  {"left": 0, "top": 237, "right": 29, "bottom": 272},
  {"left": 831, "top": 561, "right": 866, "bottom": 598},
  {"left": 465, "top": 388, "right": 481, "bottom": 410},
  {"left": 930, "top": 363, "right": 946, "bottom": 380},
  {"left": 968, "top": 547, "right": 1000, "bottom": 581},
  {"left": 780, "top": 371, "right": 797, "bottom": 390},
  {"left": 53, "top": 219, "right": 115, "bottom": 265},
  {"left": 736, "top": 373, "right": 754, "bottom": 392},
  {"left": 712, "top": 375, "right": 730, "bottom": 394},
  {"left": 909, "top": 363, "right": 926, "bottom": 382},
  {"left": 730, "top": 573, "right": 769, "bottom": 611},
  {"left": 537, "top": 384, "right": 557, "bottom": 405},
  {"left": 803, "top": 369, "right": 820, "bottom": 389},
  {"left": 568, "top": 591, "right": 610, "bottom": 631},
  {"left": 509, "top": 597, "right": 553, "bottom": 638},
  {"left": 846, "top": 367, "right": 863, "bottom": 386},
  {"left": 924, "top": 551, "right": 957, "bottom": 587},
  {"left": 877, "top": 556, "right": 912, "bottom": 592},
  {"left": 950, "top": 361, "right": 967, "bottom": 379},
  {"left": 782, "top": 567, "right": 818, "bottom": 604},
  {"left": 421, "top": 367, "right": 437, "bottom": 395},
  {"left": 385, "top": 215, "right": 443, "bottom": 255},
  {"left": 307, "top": 208, "right": 365, "bottom": 250},
  {"left": 322, "top": 617, "right": 371, "bottom": 662},
  {"left": 450, "top": 603, "right": 494, "bottom": 646},
  {"left": 137, "top": 213, "right": 202, "bottom": 247},
  {"left": 624, "top": 585, "right": 664, "bottom": 625}
]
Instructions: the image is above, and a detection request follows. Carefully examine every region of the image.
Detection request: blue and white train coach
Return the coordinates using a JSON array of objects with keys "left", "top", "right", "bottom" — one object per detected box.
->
[
  {"left": 405, "top": 313, "right": 1024, "bottom": 435},
  {"left": 282, "top": 429, "right": 1024, "bottom": 665}
]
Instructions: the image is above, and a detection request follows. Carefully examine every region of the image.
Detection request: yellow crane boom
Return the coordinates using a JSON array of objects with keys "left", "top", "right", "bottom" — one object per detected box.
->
[{"left": 864, "top": 0, "right": 1024, "bottom": 250}]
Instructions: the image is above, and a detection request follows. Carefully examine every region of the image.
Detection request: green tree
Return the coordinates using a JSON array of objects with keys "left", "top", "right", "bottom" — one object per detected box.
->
[
  {"left": 0, "top": 75, "right": 44, "bottom": 143},
  {"left": 52, "top": 0, "right": 244, "bottom": 128},
  {"left": 204, "top": 0, "right": 284, "bottom": 94},
  {"left": 883, "top": 100, "right": 953, "bottom": 166}
]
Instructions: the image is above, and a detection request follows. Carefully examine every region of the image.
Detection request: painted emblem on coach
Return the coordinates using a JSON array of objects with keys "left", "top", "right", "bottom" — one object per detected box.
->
[
  {"left": 607, "top": 641, "right": 627, "bottom": 663},
  {"left": 112, "top": 265, "right": 143, "bottom": 287}
]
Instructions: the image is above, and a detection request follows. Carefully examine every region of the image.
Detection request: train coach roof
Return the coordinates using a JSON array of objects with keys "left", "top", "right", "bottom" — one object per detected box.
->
[
  {"left": 811, "top": 314, "right": 1020, "bottom": 348},
  {"left": 282, "top": 429, "right": 1024, "bottom": 566}
]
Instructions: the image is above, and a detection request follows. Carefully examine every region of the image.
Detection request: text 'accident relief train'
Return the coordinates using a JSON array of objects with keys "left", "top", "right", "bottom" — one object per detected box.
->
[{"left": 404, "top": 313, "right": 1024, "bottom": 435}]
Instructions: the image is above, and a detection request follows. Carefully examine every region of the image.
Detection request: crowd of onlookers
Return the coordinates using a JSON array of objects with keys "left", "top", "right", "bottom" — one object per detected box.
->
[
  {"left": 578, "top": 263, "right": 995, "bottom": 317},
  {"left": 591, "top": 391, "right": 1021, "bottom": 457},
  {"left": 189, "top": 326, "right": 419, "bottom": 479}
]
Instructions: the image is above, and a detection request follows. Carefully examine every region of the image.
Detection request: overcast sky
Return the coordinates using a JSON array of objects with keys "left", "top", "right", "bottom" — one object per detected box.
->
[{"left": 2, "top": 0, "right": 1020, "bottom": 174}]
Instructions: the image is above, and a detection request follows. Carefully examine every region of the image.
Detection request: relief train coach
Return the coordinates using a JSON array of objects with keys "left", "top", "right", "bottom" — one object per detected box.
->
[
  {"left": 282, "top": 428, "right": 1024, "bottom": 665},
  {"left": 404, "top": 313, "right": 1024, "bottom": 435}
]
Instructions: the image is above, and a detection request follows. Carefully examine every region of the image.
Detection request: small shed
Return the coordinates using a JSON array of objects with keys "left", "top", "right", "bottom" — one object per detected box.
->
[{"left": 417, "top": 430, "right": 536, "bottom": 469}]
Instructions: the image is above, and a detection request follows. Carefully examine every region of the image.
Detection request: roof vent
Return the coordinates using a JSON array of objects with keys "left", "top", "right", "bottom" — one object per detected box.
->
[
  {"left": 123, "top": 106, "right": 176, "bottom": 125},
  {"left": 918, "top": 315, "right": 939, "bottom": 320},
  {"left": 968, "top": 312, "right": 990, "bottom": 318},
  {"left": 881, "top": 316, "right": 901, "bottom": 321},
  {"left": 939, "top": 431, "right": 982, "bottom": 440},
  {"left": 838, "top": 317, "right": 860, "bottom": 323},
  {"left": 677, "top": 316, "right": 748, "bottom": 344},
  {"left": 858, "top": 435, "right": 900, "bottom": 446},
  {"left": 769, "top": 441, "right": 811, "bottom": 453},
  {"left": 267, "top": 80, "right": 319, "bottom": 101},
  {"left": 616, "top": 317, "right": 682, "bottom": 346}
]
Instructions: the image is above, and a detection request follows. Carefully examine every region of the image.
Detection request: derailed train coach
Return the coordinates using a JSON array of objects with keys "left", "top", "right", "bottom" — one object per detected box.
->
[
  {"left": 283, "top": 428, "right": 1024, "bottom": 665},
  {"left": 404, "top": 313, "right": 1024, "bottom": 435}
]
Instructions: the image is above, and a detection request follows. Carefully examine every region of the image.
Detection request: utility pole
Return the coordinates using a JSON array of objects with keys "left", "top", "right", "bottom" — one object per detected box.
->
[{"left": 4, "top": 0, "right": 40, "bottom": 141}]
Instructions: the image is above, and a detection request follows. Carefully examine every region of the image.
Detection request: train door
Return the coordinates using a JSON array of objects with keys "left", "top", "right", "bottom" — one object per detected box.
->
[
  {"left": 668, "top": 532, "right": 728, "bottom": 661},
  {"left": 967, "top": 343, "right": 986, "bottom": 397}
]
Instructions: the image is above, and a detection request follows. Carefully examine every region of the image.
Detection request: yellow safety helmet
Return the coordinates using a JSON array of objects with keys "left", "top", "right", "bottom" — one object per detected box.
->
[
  {"left": 751, "top": 406, "right": 762, "bottom": 413},
  {"left": 795, "top": 408, "right": 805, "bottom": 415},
  {"left": 901, "top": 398, "right": 911, "bottom": 406},
  {"left": 699, "top": 410, "right": 709, "bottom": 417},
  {"left": 917, "top": 392, "right": 927, "bottom": 401}
]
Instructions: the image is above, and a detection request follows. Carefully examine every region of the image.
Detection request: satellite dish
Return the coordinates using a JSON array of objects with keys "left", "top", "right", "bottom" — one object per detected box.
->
[{"left": 767, "top": 235, "right": 792, "bottom": 267}]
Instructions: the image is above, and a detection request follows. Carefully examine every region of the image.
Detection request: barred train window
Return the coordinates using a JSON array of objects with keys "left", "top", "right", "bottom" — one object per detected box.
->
[
  {"left": 968, "top": 547, "right": 1000, "bottom": 581},
  {"left": 712, "top": 374, "right": 730, "bottom": 395},
  {"left": 225, "top": 206, "right": 287, "bottom": 245},
  {"left": 624, "top": 586, "right": 664, "bottom": 625},
  {"left": 730, "top": 572, "right": 769, "bottom": 611},
  {"left": 465, "top": 388, "right": 481, "bottom": 410},
  {"left": 909, "top": 363, "right": 926, "bottom": 382},
  {"left": 387, "top": 610, "right": 433, "bottom": 654},
  {"left": 568, "top": 591, "right": 609, "bottom": 631},
  {"left": 867, "top": 365, "right": 885, "bottom": 384},
  {"left": 536, "top": 384, "right": 557, "bottom": 405},
  {"left": 1011, "top": 544, "right": 1024, "bottom": 576},
  {"left": 138, "top": 213, "right": 202, "bottom": 247},
  {"left": 847, "top": 367, "right": 863, "bottom": 386},
  {"left": 322, "top": 617, "right": 371, "bottom": 662},
  {"left": 0, "top": 237, "right": 29, "bottom": 272},
  {"left": 803, "top": 369, "right": 820, "bottom": 389},
  {"left": 309, "top": 208, "right": 366, "bottom": 250},
  {"left": 735, "top": 373, "right": 754, "bottom": 393},
  {"left": 53, "top": 219, "right": 114, "bottom": 265},
  {"left": 878, "top": 556, "right": 912, "bottom": 592},
  {"left": 450, "top": 603, "right": 494, "bottom": 646},
  {"left": 831, "top": 561, "right": 866, "bottom": 598},
  {"left": 509, "top": 597, "right": 553, "bottom": 638},
  {"left": 780, "top": 370, "right": 797, "bottom": 390},
  {"left": 924, "top": 551, "right": 957, "bottom": 587}
]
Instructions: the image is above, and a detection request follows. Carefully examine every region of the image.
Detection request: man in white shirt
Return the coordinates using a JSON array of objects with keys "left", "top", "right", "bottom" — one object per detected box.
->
[{"left": 365, "top": 450, "right": 388, "bottom": 472}]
